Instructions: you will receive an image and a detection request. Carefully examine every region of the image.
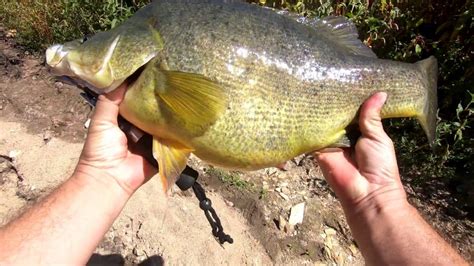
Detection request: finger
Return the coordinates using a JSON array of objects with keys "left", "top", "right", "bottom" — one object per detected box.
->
[
  {"left": 315, "top": 149, "right": 369, "bottom": 202},
  {"left": 92, "top": 84, "right": 127, "bottom": 125},
  {"left": 359, "top": 92, "right": 387, "bottom": 138},
  {"left": 316, "top": 149, "right": 357, "bottom": 186}
]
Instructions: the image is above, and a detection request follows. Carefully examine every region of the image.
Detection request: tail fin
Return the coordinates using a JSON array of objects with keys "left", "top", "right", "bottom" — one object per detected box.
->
[{"left": 415, "top": 56, "right": 438, "bottom": 147}]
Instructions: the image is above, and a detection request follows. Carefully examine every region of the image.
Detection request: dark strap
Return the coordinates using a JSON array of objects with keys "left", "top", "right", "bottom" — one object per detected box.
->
[{"left": 193, "top": 181, "right": 234, "bottom": 245}]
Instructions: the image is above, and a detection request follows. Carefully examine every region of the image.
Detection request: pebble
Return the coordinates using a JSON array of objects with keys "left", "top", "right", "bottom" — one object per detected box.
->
[
  {"left": 55, "top": 81, "right": 64, "bottom": 92},
  {"left": 43, "top": 130, "right": 53, "bottom": 143},
  {"left": 348, "top": 244, "right": 359, "bottom": 256},
  {"left": 278, "top": 215, "right": 287, "bottom": 231},
  {"left": 293, "top": 154, "right": 306, "bottom": 166},
  {"left": 132, "top": 247, "right": 144, "bottom": 256},
  {"left": 224, "top": 199, "right": 234, "bottom": 207},
  {"left": 8, "top": 150, "right": 20, "bottom": 160},
  {"left": 288, "top": 202, "right": 305, "bottom": 226},
  {"left": 6, "top": 29, "right": 17, "bottom": 38},
  {"left": 284, "top": 223, "right": 295, "bottom": 235},
  {"left": 281, "top": 186, "right": 290, "bottom": 195},
  {"left": 324, "top": 228, "right": 337, "bottom": 236},
  {"left": 84, "top": 118, "right": 91, "bottom": 129}
]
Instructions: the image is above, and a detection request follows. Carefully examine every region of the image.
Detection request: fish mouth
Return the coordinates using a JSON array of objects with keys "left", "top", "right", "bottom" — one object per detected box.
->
[{"left": 46, "top": 44, "right": 71, "bottom": 70}]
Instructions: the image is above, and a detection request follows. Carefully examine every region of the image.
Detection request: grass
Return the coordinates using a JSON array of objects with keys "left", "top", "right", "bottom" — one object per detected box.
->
[{"left": 206, "top": 167, "right": 254, "bottom": 190}]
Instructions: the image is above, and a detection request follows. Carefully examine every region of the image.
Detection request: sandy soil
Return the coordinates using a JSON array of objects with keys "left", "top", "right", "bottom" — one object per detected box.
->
[{"left": 0, "top": 26, "right": 472, "bottom": 265}]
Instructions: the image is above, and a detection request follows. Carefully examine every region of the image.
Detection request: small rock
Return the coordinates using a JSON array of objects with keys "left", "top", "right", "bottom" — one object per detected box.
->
[
  {"left": 288, "top": 202, "right": 305, "bottom": 226},
  {"left": 224, "top": 199, "right": 234, "bottom": 207},
  {"left": 84, "top": 118, "right": 91, "bottom": 129},
  {"left": 8, "top": 150, "right": 20, "bottom": 160},
  {"left": 292, "top": 154, "right": 306, "bottom": 166},
  {"left": 132, "top": 247, "right": 144, "bottom": 256},
  {"left": 279, "top": 181, "right": 288, "bottom": 187},
  {"left": 274, "top": 187, "right": 282, "bottom": 192},
  {"left": 43, "top": 130, "right": 53, "bottom": 143},
  {"left": 324, "top": 228, "right": 337, "bottom": 236},
  {"left": 281, "top": 186, "right": 290, "bottom": 195},
  {"left": 278, "top": 215, "right": 287, "bottom": 231},
  {"left": 6, "top": 29, "right": 17, "bottom": 38},
  {"left": 284, "top": 223, "right": 295, "bottom": 234},
  {"left": 54, "top": 81, "right": 64, "bottom": 92},
  {"left": 348, "top": 244, "right": 359, "bottom": 256}
]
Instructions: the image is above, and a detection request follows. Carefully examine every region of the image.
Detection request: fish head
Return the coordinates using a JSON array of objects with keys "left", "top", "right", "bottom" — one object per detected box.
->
[{"left": 46, "top": 23, "right": 163, "bottom": 93}]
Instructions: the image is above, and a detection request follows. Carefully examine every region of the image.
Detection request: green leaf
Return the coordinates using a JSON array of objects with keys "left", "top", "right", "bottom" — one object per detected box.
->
[{"left": 415, "top": 44, "right": 422, "bottom": 54}]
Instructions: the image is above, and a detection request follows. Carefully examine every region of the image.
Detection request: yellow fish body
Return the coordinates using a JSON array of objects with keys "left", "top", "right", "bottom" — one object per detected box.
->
[{"left": 46, "top": 0, "right": 437, "bottom": 190}]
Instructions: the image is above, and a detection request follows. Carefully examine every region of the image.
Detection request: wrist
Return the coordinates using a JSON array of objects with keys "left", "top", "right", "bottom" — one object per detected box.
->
[
  {"left": 342, "top": 183, "right": 410, "bottom": 222},
  {"left": 73, "top": 163, "right": 135, "bottom": 199}
]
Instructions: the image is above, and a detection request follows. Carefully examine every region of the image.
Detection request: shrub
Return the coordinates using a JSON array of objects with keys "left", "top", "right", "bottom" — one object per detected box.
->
[{"left": 0, "top": 0, "right": 149, "bottom": 50}]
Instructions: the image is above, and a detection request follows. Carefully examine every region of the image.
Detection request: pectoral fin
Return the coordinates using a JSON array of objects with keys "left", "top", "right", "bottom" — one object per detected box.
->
[
  {"left": 152, "top": 138, "right": 192, "bottom": 192},
  {"left": 154, "top": 69, "right": 227, "bottom": 136}
]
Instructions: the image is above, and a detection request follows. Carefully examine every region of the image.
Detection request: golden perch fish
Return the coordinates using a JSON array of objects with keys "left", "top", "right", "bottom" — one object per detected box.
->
[{"left": 46, "top": 0, "right": 437, "bottom": 191}]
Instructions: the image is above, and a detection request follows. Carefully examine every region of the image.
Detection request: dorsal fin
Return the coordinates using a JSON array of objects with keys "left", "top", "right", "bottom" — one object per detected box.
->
[
  {"left": 277, "top": 10, "right": 376, "bottom": 58},
  {"left": 315, "top": 16, "right": 376, "bottom": 58}
]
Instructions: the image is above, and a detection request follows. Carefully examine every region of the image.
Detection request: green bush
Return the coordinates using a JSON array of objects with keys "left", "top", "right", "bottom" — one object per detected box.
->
[{"left": 0, "top": 0, "right": 149, "bottom": 50}]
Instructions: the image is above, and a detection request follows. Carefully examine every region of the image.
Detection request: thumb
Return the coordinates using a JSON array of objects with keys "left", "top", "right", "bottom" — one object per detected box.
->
[
  {"left": 359, "top": 92, "right": 387, "bottom": 138},
  {"left": 91, "top": 84, "right": 127, "bottom": 126}
]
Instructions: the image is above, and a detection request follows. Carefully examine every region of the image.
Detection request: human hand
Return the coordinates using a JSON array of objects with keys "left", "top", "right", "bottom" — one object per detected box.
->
[
  {"left": 75, "top": 84, "right": 157, "bottom": 196},
  {"left": 315, "top": 92, "right": 408, "bottom": 215}
]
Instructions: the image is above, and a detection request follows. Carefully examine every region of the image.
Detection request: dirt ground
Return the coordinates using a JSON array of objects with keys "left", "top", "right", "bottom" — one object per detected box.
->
[{"left": 0, "top": 26, "right": 472, "bottom": 265}]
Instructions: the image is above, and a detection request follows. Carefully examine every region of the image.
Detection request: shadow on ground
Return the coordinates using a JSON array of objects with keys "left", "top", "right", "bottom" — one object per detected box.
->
[{"left": 87, "top": 253, "right": 164, "bottom": 266}]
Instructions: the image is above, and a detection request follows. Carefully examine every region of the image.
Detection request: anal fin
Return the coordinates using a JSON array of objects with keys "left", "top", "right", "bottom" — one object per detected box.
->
[{"left": 152, "top": 138, "right": 192, "bottom": 192}]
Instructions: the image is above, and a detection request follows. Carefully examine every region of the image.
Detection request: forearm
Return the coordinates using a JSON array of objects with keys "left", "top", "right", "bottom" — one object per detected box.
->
[
  {"left": 344, "top": 199, "right": 467, "bottom": 265},
  {"left": 0, "top": 169, "right": 131, "bottom": 265}
]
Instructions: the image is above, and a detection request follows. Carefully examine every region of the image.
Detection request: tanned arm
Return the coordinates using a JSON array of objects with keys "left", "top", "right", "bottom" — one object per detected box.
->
[{"left": 0, "top": 85, "right": 155, "bottom": 264}]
